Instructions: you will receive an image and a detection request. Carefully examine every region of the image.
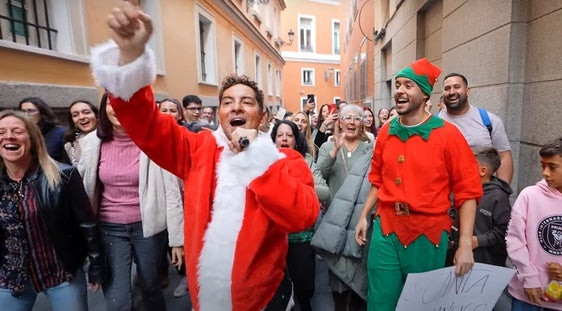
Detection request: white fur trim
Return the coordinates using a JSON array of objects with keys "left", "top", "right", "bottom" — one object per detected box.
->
[
  {"left": 90, "top": 40, "right": 156, "bottom": 100},
  {"left": 197, "top": 130, "right": 284, "bottom": 310}
]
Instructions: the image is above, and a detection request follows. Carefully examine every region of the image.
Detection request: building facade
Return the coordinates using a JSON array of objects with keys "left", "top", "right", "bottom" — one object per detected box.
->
[
  {"left": 280, "top": 0, "right": 344, "bottom": 113},
  {"left": 0, "top": 0, "right": 288, "bottom": 114},
  {"left": 341, "top": 0, "right": 562, "bottom": 193}
]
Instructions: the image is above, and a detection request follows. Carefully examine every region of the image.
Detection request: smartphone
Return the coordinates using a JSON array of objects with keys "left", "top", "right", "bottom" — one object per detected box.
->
[
  {"left": 328, "top": 103, "right": 337, "bottom": 114},
  {"left": 307, "top": 94, "right": 315, "bottom": 103},
  {"left": 275, "top": 107, "right": 286, "bottom": 120}
]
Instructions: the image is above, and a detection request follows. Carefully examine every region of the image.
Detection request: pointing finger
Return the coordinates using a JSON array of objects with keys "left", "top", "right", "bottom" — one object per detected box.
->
[{"left": 137, "top": 11, "right": 153, "bottom": 37}]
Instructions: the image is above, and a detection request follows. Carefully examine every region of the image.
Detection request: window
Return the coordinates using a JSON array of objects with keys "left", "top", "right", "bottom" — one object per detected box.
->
[
  {"left": 1, "top": 0, "right": 56, "bottom": 49},
  {"left": 140, "top": 1, "right": 165, "bottom": 74},
  {"left": 196, "top": 5, "right": 217, "bottom": 84},
  {"left": 302, "top": 68, "right": 314, "bottom": 86},
  {"left": 0, "top": 0, "right": 91, "bottom": 59},
  {"left": 267, "top": 63, "right": 272, "bottom": 96},
  {"left": 233, "top": 36, "right": 244, "bottom": 75},
  {"left": 332, "top": 20, "right": 340, "bottom": 55},
  {"left": 335, "top": 69, "right": 341, "bottom": 86},
  {"left": 275, "top": 69, "right": 281, "bottom": 97},
  {"left": 299, "top": 16, "right": 314, "bottom": 53},
  {"left": 255, "top": 53, "right": 262, "bottom": 87}
]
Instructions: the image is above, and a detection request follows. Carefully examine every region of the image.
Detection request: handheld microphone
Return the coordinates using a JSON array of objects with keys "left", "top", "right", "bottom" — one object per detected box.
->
[{"left": 239, "top": 137, "right": 250, "bottom": 149}]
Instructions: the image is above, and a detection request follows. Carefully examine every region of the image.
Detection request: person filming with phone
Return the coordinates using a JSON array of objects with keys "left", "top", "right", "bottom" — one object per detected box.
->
[{"left": 303, "top": 94, "right": 316, "bottom": 118}]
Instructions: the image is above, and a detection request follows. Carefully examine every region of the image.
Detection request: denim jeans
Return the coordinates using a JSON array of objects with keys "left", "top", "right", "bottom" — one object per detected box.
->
[
  {"left": 100, "top": 221, "right": 167, "bottom": 311},
  {"left": 0, "top": 268, "right": 87, "bottom": 311},
  {"left": 511, "top": 296, "right": 557, "bottom": 311}
]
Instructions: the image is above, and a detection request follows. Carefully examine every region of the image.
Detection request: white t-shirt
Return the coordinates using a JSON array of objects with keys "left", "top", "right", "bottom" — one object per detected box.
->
[{"left": 438, "top": 105, "right": 511, "bottom": 152}]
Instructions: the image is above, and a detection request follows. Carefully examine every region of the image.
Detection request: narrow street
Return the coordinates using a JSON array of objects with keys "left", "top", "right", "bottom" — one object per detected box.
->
[{"left": 32, "top": 257, "right": 334, "bottom": 310}]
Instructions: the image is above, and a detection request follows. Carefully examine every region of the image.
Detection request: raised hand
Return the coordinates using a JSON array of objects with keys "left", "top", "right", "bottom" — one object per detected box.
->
[
  {"left": 228, "top": 128, "right": 258, "bottom": 154},
  {"left": 107, "top": 0, "right": 153, "bottom": 65}
]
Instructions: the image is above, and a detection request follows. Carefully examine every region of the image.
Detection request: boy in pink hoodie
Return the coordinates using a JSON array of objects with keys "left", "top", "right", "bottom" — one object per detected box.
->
[{"left": 507, "top": 137, "right": 562, "bottom": 311}]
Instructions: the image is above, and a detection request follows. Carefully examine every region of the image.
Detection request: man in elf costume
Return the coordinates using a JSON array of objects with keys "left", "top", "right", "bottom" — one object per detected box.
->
[
  {"left": 90, "top": 1, "right": 320, "bottom": 310},
  {"left": 355, "top": 58, "right": 483, "bottom": 311}
]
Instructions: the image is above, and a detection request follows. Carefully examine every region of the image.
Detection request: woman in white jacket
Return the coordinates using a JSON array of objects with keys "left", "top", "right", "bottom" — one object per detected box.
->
[{"left": 77, "top": 92, "right": 183, "bottom": 311}]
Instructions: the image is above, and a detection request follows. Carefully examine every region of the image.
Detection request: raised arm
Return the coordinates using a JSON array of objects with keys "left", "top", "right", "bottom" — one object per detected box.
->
[{"left": 107, "top": 0, "right": 153, "bottom": 66}]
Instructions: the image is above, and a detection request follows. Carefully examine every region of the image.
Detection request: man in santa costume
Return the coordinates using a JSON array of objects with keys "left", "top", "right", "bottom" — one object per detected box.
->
[
  {"left": 355, "top": 58, "right": 483, "bottom": 311},
  {"left": 90, "top": 1, "right": 320, "bottom": 310}
]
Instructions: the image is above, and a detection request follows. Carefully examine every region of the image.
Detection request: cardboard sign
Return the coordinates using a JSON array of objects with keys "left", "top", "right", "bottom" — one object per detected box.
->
[{"left": 396, "top": 263, "right": 516, "bottom": 311}]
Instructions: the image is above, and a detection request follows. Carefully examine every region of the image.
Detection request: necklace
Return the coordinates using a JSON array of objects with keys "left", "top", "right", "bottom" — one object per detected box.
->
[{"left": 345, "top": 141, "right": 360, "bottom": 157}]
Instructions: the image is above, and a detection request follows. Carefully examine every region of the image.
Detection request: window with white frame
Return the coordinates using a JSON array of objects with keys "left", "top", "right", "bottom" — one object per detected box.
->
[
  {"left": 298, "top": 16, "right": 314, "bottom": 53},
  {"left": 233, "top": 36, "right": 244, "bottom": 75},
  {"left": 196, "top": 5, "right": 217, "bottom": 84},
  {"left": 255, "top": 53, "right": 262, "bottom": 87},
  {"left": 335, "top": 69, "right": 341, "bottom": 86},
  {"left": 332, "top": 20, "right": 340, "bottom": 55},
  {"left": 267, "top": 63, "right": 273, "bottom": 96},
  {"left": 302, "top": 68, "right": 314, "bottom": 86},
  {"left": 275, "top": 69, "right": 281, "bottom": 97},
  {"left": 0, "top": 0, "right": 89, "bottom": 58},
  {"left": 140, "top": 1, "right": 165, "bottom": 74},
  {"left": 300, "top": 97, "right": 308, "bottom": 109}
]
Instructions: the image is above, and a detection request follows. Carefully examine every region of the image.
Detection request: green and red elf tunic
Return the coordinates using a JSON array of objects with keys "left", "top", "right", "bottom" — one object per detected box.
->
[{"left": 369, "top": 116, "right": 483, "bottom": 246}]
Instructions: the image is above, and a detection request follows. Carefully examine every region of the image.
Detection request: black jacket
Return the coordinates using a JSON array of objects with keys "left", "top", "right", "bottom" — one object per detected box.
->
[
  {"left": 2, "top": 163, "right": 106, "bottom": 284},
  {"left": 473, "top": 176, "right": 513, "bottom": 266}
]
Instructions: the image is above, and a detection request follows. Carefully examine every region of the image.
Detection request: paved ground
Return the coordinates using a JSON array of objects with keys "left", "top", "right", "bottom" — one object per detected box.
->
[
  {"left": 31, "top": 256, "right": 512, "bottom": 310},
  {"left": 32, "top": 257, "right": 334, "bottom": 310}
]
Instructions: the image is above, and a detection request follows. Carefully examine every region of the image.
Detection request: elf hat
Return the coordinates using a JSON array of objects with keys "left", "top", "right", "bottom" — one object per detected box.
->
[{"left": 396, "top": 58, "right": 441, "bottom": 96}]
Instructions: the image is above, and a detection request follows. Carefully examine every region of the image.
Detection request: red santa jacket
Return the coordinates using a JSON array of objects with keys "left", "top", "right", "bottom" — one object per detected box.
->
[{"left": 91, "top": 42, "right": 319, "bottom": 311}]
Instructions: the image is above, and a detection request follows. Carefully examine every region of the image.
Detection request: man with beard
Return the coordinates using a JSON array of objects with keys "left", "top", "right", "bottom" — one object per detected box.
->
[
  {"left": 355, "top": 58, "right": 483, "bottom": 311},
  {"left": 438, "top": 73, "right": 513, "bottom": 183}
]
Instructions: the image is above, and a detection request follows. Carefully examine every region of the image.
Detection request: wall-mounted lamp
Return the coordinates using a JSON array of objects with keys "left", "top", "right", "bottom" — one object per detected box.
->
[
  {"left": 373, "top": 27, "right": 386, "bottom": 42},
  {"left": 277, "top": 29, "right": 295, "bottom": 46},
  {"left": 324, "top": 67, "right": 334, "bottom": 80}
]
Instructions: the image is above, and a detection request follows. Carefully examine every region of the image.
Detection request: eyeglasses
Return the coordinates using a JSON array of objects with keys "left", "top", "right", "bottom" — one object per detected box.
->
[
  {"left": 21, "top": 108, "right": 39, "bottom": 115},
  {"left": 185, "top": 107, "right": 202, "bottom": 111},
  {"left": 340, "top": 115, "right": 363, "bottom": 122}
]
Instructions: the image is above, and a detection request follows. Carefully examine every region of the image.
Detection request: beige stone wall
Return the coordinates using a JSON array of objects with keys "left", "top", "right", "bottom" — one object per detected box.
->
[{"left": 371, "top": 0, "right": 562, "bottom": 193}]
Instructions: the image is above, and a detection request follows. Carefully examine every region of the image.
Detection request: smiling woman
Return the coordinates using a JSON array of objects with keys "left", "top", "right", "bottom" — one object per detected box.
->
[
  {"left": 64, "top": 100, "right": 99, "bottom": 166},
  {"left": 0, "top": 110, "right": 106, "bottom": 311},
  {"left": 314, "top": 104, "right": 373, "bottom": 308}
]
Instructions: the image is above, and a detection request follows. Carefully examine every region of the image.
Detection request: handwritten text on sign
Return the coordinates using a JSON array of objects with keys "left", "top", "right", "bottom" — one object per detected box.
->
[{"left": 396, "top": 263, "right": 515, "bottom": 311}]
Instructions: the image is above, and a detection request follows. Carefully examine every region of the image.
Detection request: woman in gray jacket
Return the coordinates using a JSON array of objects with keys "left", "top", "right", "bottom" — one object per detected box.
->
[{"left": 314, "top": 104, "right": 373, "bottom": 311}]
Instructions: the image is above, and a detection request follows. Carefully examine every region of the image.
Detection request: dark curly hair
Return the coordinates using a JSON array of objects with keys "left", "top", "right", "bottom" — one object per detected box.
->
[
  {"left": 18, "top": 97, "right": 60, "bottom": 130},
  {"left": 64, "top": 100, "right": 99, "bottom": 143},
  {"left": 270, "top": 120, "right": 309, "bottom": 157},
  {"left": 218, "top": 74, "right": 264, "bottom": 111}
]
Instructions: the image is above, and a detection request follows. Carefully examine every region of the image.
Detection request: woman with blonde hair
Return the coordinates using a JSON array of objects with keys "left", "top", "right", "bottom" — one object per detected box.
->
[
  {"left": 0, "top": 110, "right": 105, "bottom": 310},
  {"left": 292, "top": 111, "right": 317, "bottom": 159}
]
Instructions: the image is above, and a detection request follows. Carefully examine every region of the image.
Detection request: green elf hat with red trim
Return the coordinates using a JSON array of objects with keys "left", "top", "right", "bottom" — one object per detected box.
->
[{"left": 396, "top": 58, "right": 441, "bottom": 96}]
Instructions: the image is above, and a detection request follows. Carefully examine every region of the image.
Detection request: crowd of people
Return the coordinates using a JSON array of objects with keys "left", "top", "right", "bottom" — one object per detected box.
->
[{"left": 1, "top": 1, "right": 561, "bottom": 311}]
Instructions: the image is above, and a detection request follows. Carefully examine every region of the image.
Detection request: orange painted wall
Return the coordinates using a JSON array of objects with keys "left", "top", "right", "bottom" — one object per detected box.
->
[
  {"left": 280, "top": 0, "right": 344, "bottom": 113},
  {"left": 340, "top": 0, "right": 375, "bottom": 105}
]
